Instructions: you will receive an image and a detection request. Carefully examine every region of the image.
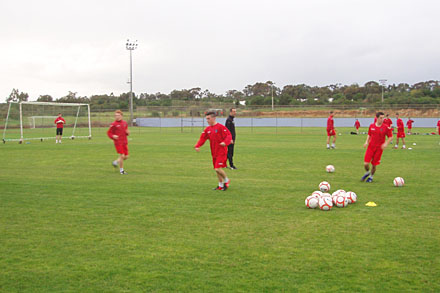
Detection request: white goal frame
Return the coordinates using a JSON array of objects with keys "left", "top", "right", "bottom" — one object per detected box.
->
[{"left": 3, "top": 101, "right": 92, "bottom": 142}]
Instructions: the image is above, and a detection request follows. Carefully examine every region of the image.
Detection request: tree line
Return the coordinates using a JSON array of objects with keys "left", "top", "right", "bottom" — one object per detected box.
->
[{"left": 5, "top": 80, "right": 440, "bottom": 110}]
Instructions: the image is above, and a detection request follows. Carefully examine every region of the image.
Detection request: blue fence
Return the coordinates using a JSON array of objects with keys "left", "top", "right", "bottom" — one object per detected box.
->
[{"left": 136, "top": 117, "right": 439, "bottom": 128}]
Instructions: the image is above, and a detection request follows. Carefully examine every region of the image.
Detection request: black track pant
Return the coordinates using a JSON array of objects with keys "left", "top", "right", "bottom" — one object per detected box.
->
[{"left": 227, "top": 143, "right": 235, "bottom": 167}]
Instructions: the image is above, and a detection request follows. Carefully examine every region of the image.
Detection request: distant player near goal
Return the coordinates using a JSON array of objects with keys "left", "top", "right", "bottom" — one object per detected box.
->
[
  {"left": 361, "top": 112, "right": 393, "bottom": 183},
  {"left": 54, "top": 113, "right": 66, "bottom": 144},
  {"left": 194, "top": 111, "right": 232, "bottom": 191},
  {"left": 406, "top": 118, "right": 414, "bottom": 135},
  {"left": 326, "top": 111, "right": 336, "bottom": 149},
  {"left": 354, "top": 119, "right": 360, "bottom": 134},
  {"left": 107, "top": 110, "right": 130, "bottom": 175},
  {"left": 394, "top": 113, "right": 406, "bottom": 149}
]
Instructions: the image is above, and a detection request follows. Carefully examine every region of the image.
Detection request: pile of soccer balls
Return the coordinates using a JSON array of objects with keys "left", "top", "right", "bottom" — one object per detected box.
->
[{"left": 305, "top": 181, "right": 357, "bottom": 211}]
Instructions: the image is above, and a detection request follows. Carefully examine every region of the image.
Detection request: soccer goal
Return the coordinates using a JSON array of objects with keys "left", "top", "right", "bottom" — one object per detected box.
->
[{"left": 3, "top": 101, "right": 92, "bottom": 143}]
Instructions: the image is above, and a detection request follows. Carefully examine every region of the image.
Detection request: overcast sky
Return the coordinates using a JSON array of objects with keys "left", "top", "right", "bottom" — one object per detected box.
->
[{"left": 1, "top": 0, "right": 439, "bottom": 101}]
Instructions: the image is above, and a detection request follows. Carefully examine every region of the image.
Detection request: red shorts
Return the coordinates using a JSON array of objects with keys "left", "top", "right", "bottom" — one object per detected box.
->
[
  {"left": 212, "top": 156, "right": 227, "bottom": 169},
  {"left": 115, "top": 144, "right": 129, "bottom": 156},
  {"left": 397, "top": 129, "right": 405, "bottom": 138},
  {"left": 327, "top": 129, "right": 336, "bottom": 136},
  {"left": 364, "top": 146, "right": 384, "bottom": 166}
]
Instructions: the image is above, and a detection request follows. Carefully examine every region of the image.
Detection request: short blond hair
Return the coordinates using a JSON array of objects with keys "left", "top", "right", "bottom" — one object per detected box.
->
[{"left": 115, "top": 110, "right": 123, "bottom": 115}]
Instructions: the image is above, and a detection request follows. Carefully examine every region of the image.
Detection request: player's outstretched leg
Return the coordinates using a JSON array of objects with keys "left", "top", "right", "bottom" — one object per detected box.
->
[
  {"left": 361, "top": 163, "right": 370, "bottom": 181},
  {"left": 366, "top": 165, "right": 376, "bottom": 183}
]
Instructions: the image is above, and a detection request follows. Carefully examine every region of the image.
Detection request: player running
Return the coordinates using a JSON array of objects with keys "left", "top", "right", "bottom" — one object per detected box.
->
[
  {"left": 195, "top": 111, "right": 232, "bottom": 191},
  {"left": 383, "top": 114, "right": 393, "bottom": 129},
  {"left": 107, "top": 110, "right": 130, "bottom": 175},
  {"left": 361, "top": 112, "right": 393, "bottom": 183},
  {"left": 354, "top": 119, "right": 360, "bottom": 134},
  {"left": 326, "top": 111, "right": 336, "bottom": 149},
  {"left": 394, "top": 113, "right": 406, "bottom": 149},
  {"left": 407, "top": 118, "right": 414, "bottom": 135},
  {"left": 54, "top": 113, "right": 66, "bottom": 144}
]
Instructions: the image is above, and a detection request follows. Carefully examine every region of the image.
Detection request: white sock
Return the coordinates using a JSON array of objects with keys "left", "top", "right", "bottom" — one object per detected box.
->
[
  {"left": 219, "top": 182, "right": 224, "bottom": 187},
  {"left": 120, "top": 168, "right": 124, "bottom": 172},
  {"left": 403, "top": 145, "right": 406, "bottom": 148},
  {"left": 369, "top": 174, "right": 374, "bottom": 179},
  {"left": 56, "top": 140, "right": 58, "bottom": 143},
  {"left": 331, "top": 143, "right": 335, "bottom": 147},
  {"left": 327, "top": 144, "right": 330, "bottom": 148},
  {"left": 223, "top": 177, "right": 229, "bottom": 183},
  {"left": 395, "top": 145, "right": 398, "bottom": 147}
]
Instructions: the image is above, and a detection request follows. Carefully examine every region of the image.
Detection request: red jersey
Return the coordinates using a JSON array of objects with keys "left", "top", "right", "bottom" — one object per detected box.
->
[
  {"left": 406, "top": 119, "right": 414, "bottom": 128},
  {"left": 383, "top": 118, "right": 392, "bottom": 127},
  {"left": 107, "top": 120, "right": 129, "bottom": 145},
  {"left": 438, "top": 120, "right": 440, "bottom": 127},
  {"left": 368, "top": 123, "right": 393, "bottom": 148},
  {"left": 355, "top": 121, "right": 360, "bottom": 128},
  {"left": 195, "top": 123, "right": 232, "bottom": 158},
  {"left": 54, "top": 117, "right": 66, "bottom": 129},
  {"left": 327, "top": 116, "right": 334, "bottom": 130},
  {"left": 396, "top": 118, "right": 404, "bottom": 130}
]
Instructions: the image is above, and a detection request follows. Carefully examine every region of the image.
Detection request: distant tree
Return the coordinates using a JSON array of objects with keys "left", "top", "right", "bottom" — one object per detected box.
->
[
  {"left": 37, "top": 95, "right": 53, "bottom": 102},
  {"left": 6, "top": 88, "right": 29, "bottom": 103}
]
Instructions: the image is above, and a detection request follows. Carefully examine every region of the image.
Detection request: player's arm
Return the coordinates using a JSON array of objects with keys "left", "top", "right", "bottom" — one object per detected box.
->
[
  {"left": 220, "top": 127, "right": 232, "bottom": 147},
  {"left": 107, "top": 125, "right": 118, "bottom": 140},
  {"left": 381, "top": 129, "right": 393, "bottom": 149},
  {"left": 363, "top": 135, "right": 370, "bottom": 148},
  {"left": 194, "top": 129, "right": 208, "bottom": 152}
]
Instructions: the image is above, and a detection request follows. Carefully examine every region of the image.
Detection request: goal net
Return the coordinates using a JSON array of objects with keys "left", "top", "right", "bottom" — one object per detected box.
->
[{"left": 3, "top": 102, "right": 91, "bottom": 143}]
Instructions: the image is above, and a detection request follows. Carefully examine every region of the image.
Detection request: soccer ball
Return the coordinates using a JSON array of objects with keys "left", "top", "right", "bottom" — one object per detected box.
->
[
  {"left": 319, "top": 196, "right": 333, "bottom": 211},
  {"left": 311, "top": 190, "right": 323, "bottom": 198},
  {"left": 393, "top": 177, "right": 405, "bottom": 187},
  {"left": 345, "top": 191, "right": 357, "bottom": 204},
  {"left": 335, "top": 195, "right": 349, "bottom": 208},
  {"left": 326, "top": 165, "right": 335, "bottom": 173},
  {"left": 319, "top": 181, "right": 331, "bottom": 192},
  {"left": 305, "top": 195, "right": 319, "bottom": 209},
  {"left": 321, "top": 192, "right": 331, "bottom": 198}
]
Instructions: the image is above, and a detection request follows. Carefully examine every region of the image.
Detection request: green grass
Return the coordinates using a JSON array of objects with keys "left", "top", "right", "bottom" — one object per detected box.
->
[{"left": 1, "top": 127, "right": 439, "bottom": 292}]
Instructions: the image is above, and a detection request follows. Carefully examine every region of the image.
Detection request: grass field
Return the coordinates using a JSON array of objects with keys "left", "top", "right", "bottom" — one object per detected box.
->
[{"left": 1, "top": 127, "right": 439, "bottom": 292}]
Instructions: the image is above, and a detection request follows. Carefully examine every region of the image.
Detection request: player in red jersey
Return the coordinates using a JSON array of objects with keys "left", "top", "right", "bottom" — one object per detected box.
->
[
  {"left": 326, "top": 111, "right": 336, "bottom": 149},
  {"left": 107, "top": 110, "right": 130, "bottom": 175},
  {"left": 54, "top": 113, "right": 66, "bottom": 144},
  {"left": 361, "top": 112, "right": 393, "bottom": 183},
  {"left": 195, "top": 111, "right": 232, "bottom": 191},
  {"left": 354, "top": 119, "right": 361, "bottom": 134},
  {"left": 437, "top": 120, "right": 440, "bottom": 135},
  {"left": 383, "top": 114, "right": 393, "bottom": 129},
  {"left": 394, "top": 113, "right": 406, "bottom": 149},
  {"left": 406, "top": 118, "right": 414, "bottom": 135}
]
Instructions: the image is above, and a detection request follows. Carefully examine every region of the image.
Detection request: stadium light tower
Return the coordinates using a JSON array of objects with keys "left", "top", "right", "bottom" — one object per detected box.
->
[
  {"left": 379, "top": 79, "right": 387, "bottom": 103},
  {"left": 126, "top": 39, "right": 138, "bottom": 126},
  {"left": 271, "top": 82, "right": 275, "bottom": 111}
]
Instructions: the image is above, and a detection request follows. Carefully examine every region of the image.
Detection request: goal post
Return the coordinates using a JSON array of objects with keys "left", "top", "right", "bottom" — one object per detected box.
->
[{"left": 3, "top": 101, "right": 92, "bottom": 143}]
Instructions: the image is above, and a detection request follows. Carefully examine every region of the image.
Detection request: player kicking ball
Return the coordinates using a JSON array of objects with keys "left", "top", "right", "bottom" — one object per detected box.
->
[
  {"left": 107, "top": 110, "right": 130, "bottom": 175},
  {"left": 361, "top": 112, "right": 393, "bottom": 183},
  {"left": 195, "top": 111, "right": 232, "bottom": 191}
]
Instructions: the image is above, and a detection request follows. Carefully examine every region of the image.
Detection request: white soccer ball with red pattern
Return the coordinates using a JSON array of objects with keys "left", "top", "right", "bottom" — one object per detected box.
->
[
  {"left": 305, "top": 195, "right": 319, "bottom": 209},
  {"left": 311, "top": 190, "right": 323, "bottom": 198},
  {"left": 319, "top": 181, "right": 330, "bottom": 192},
  {"left": 319, "top": 196, "right": 333, "bottom": 211},
  {"left": 345, "top": 191, "right": 357, "bottom": 204},
  {"left": 321, "top": 193, "right": 331, "bottom": 199},
  {"left": 393, "top": 177, "right": 405, "bottom": 187},
  {"left": 326, "top": 165, "right": 335, "bottom": 173},
  {"left": 335, "top": 195, "right": 349, "bottom": 207}
]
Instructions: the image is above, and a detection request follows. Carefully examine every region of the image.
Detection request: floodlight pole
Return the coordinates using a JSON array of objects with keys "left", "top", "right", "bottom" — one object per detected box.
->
[
  {"left": 126, "top": 39, "right": 138, "bottom": 126},
  {"left": 379, "top": 79, "right": 387, "bottom": 103},
  {"left": 271, "top": 83, "right": 274, "bottom": 111}
]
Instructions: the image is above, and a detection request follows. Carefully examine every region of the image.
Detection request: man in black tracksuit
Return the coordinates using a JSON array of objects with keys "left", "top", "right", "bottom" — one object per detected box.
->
[{"left": 225, "top": 108, "right": 237, "bottom": 169}]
